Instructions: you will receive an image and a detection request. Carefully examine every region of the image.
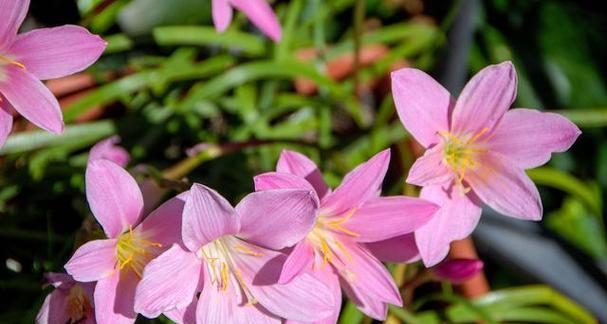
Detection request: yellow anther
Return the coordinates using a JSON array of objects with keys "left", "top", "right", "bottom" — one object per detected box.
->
[
  {"left": 234, "top": 244, "right": 264, "bottom": 257},
  {"left": 116, "top": 227, "right": 162, "bottom": 278},
  {"left": 0, "top": 54, "right": 25, "bottom": 69},
  {"left": 326, "top": 208, "right": 360, "bottom": 237}
]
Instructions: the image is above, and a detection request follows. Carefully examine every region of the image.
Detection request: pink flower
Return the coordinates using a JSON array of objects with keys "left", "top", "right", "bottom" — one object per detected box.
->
[
  {"left": 134, "top": 183, "right": 336, "bottom": 323},
  {"left": 432, "top": 259, "right": 484, "bottom": 284},
  {"left": 0, "top": 0, "right": 106, "bottom": 147},
  {"left": 64, "top": 160, "right": 184, "bottom": 324},
  {"left": 212, "top": 0, "right": 282, "bottom": 42},
  {"left": 89, "top": 136, "right": 130, "bottom": 167},
  {"left": 36, "top": 272, "right": 95, "bottom": 324},
  {"left": 254, "top": 149, "right": 439, "bottom": 321},
  {"left": 391, "top": 61, "right": 581, "bottom": 266}
]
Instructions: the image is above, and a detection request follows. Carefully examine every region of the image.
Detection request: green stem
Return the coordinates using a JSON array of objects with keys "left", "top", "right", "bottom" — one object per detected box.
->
[{"left": 353, "top": 0, "right": 365, "bottom": 92}]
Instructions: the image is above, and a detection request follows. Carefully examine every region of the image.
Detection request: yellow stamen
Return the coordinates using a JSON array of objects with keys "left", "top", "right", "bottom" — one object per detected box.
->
[
  {"left": 116, "top": 226, "right": 162, "bottom": 278},
  {"left": 440, "top": 128, "right": 490, "bottom": 192},
  {"left": 326, "top": 208, "right": 360, "bottom": 237},
  {"left": 0, "top": 54, "right": 25, "bottom": 69},
  {"left": 234, "top": 244, "right": 264, "bottom": 257}
]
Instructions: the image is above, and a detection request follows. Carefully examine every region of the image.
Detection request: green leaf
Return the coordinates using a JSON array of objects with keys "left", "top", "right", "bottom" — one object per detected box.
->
[{"left": 153, "top": 26, "right": 266, "bottom": 56}]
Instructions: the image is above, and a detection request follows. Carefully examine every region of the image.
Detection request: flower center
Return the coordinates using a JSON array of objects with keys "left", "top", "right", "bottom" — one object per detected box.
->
[
  {"left": 0, "top": 54, "right": 25, "bottom": 69},
  {"left": 116, "top": 226, "right": 162, "bottom": 278},
  {"left": 198, "top": 237, "right": 263, "bottom": 305},
  {"left": 65, "top": 284, "right": 92, "bottom": 323},
  {"left": 307, "top": 209, "right": 359, "bottom": 269},
  {"left": 440, "top": 128, "right": 489, "bottom": 189}
]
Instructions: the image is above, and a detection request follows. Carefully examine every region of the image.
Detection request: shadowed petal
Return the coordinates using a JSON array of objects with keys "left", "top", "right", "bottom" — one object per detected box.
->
[
  {"left": 451, "top": 61, "right": 517, "bottom": 135},
  {"left": 230, "top": 0, "right": 282, "bottom": 42},
  {"left": 10, "top": 25, "right": 106, "bottom": 80},
  {"left": 237, "top": 189, "right": 318, "bottom": 250},
  {"left": 64, "top": 239, "right": 117, "bottom": 282},
  {"left": 365, "top": 234, "right": 420, "bottom": 264},
  {"left": 340, "top": 277, "right": 388, "bottom": 320},
  {"left": 406, "top": 144, "right": 453, "bottom": 186},
  {"left": 346, "top": 197, "right": 437, "bottom": 242},
  {"left": 467, "top": 152, "right": 542, "bottom": 220},
  {"left": 0, "top": 65, "right": 63, "bottom": 134},
  {"left": 182, "top": 184, "right": 239, "bottom": 252},
  {"left": 489, "top": 108, "right": 581, "bottom": 169},
  {"left": 0, "top": 0, "right": 29, "bottom": 49},
  {"left": 391, "top": 68, "right": 452, "bottom": 147},
  {"left": 276, "top": 150, "right": 330, "bottom": 199},
  {"left": 36, "top": 290, "right": 69, "bottom": 324},
  {"left": 0, "top": 101, "right": 12, "bottom": 147},
  {"left": 94, "top": 271, "right": 137, "bottom": 324},
  {"left": 89, "top": 136, "right": 130, "bottom": 167},
  {"left": 135, "top": 244, "right": 203, "bottom": 318},
  {"left": 164, "top": 297, "right": 197, "bottom": 324},
  {"left": 278, "top": 241, "right": 314, "bottom": 284},
  {"left": 212, "top": 0, "right": 233, "bottom": 32},
  {"left": 322, "top": 149, "right": 391, "bottom": 216},
  {"left": 136, "top": 194, "right": 186, "bottom": 248},
  {"left": 416, "top": 184, "right": 482, "bottom": 267},
  {"left": 86, "top": 159, "right": 143, "bottom": 238}
]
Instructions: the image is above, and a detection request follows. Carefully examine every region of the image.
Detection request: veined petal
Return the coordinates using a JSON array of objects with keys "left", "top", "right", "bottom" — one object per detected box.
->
[
  {"left": 322, "top": 149, "right": 391, "bottom": 216},
  {"left": 285, "top": 267, "right": 342, "bottom": 324},
  {"left": 136, "top": 194, "right": 186, "bottom": 248},
  {"left": 85, "top": 159, "right": 144, "bottom": 238},
  {"left": 276, "top": 150, "right": 330, "bottom": 199},
  {"left": 10, "top": 25, "right": 106, "bottom": 80},
  {"left": 254, "top": 172, "right": 319, "bottom": 205},
  {"left": 231, "top": 245, "right": 335, "bottom": 322},
  {"left": 488, "top": 108, "right": 581, "bottom": 169},
  {"left": 406, "top": 144, "right": 453, "bottom": 186},
  {"left": 182, "top": 184, "right": 239, "bottom": 252},
  {"left": 197, "top": 267, "right": 280, "bottom": 324},
  {"left": 365, "top": 234, "right": 420, "bottom": 264},
  {"left": 416, "top": 184, "right": 482, "bottom": 267},
  {"left": 467, "top": 152, "right": 542, "bottom": 220},
  {"left": 89, "top": 136, "right": 130, "bottom": 167},
  {"left": 0, "top": 65, "right": 63, "bottom": 134},
  {"left": 391, "top": 68, "right": 452, "bottom": 147},
  {"left": 229, "top": 0, "right": 282, "bottom": 42},
  {"left": 0, "top": 101, "right": 12, "bottom": 147},
  {"left": 164, "top": 297, "right": 197, "bottom": 324},
  {"left": 334, "top": 240, "right": 401, "bottom": 309},
  {"left": 340, "top": 277, "right": 388, "bottom": 320},
  {"left": 64, "top": 239, "right": 117, "bottom": 282},
  {"left": 94, "top": 271, "right": 137, "bottom": 324},
  {"left": 237, "top": 189, "right": 317, "bottom": 250},
  {"left": 135, "top": 244, "right": 203, "bottom": 318},
  {"left": 278, "top": 241, "right": 314, "bottom": 284},
  {"left": 451, "top": 61, "right": 517, "bottom": 135},
  {"left": 0, "top": 0, "right": 29, "bottom": 49},
  {"left": 212, "top": 0, "right": 233, "bottom": 33},
  {"left": 345, "top": 197, "right": 437, "bottom": 242}
]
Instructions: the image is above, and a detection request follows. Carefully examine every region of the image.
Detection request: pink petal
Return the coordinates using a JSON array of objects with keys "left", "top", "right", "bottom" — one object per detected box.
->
[
  {"left": 451, "top": 61, "right": 517, "bottom": 135},
  {"left": 415, "top": 184, "right": 482, "bottom": 267},
  {"left": 89, "top": 136, "right": 130, "bottom": 167},
  {"left": 254, "top": 172, "right": 319, "bottom": 206},
  {"left": 365, "top": 234, "right": 420, "bottom": 263},
  {"left": 36, "top": 290, "right": 69, "bottom": 324},
  {"left": 0, "top": 101, "right": 12, "bottom": 147},
  {"left": 346, "top": 197, "right": 438, "bottom": 242},
  {"left": 237, "top": 189, "right": 318, "bottom": 250},
  {"left": 135, "top": 244, "right": 203, "bottom": 318},
  {"left": 488, "top": 108, "right": 581, "bottom": 169},
  {"left": 164, "top": 297, "right": 197, "bottom": 324},
  {"left": 230, "top": 243, "right": 335, "bottom": 322},
  {"left": 43, "top": 272, "right": 74, "bottom": 288},
  {"left": 64, "top": 239, "right": 117, "bottom": 282},
  {"left": 340, "top": 277, "right": 388, "bottom": 320},
  {"left": 182, "top": 184, "right": 240, "bottom": 252},
  {"left": 9, "top": 25, "right": 106, "bottom": 80},
  {"left": 94, "top": 271, "right": 138, "bottom": 324},
  {"left": 334, "top": 240, "right": 401, "bottom": 309},
  {"left": 0, "top": 0, "right": 29, "bottom": 49},
  {"left": 286, "top": 267, "right": 342, "bottom": 324},
  {"left": 196, "top": 266, "right": 280, "bottom": 324},
  {"left": 276, "top": 150, "right": 330, "bottom": 199},
  {"left": 85, "top": 159, "right": 144, "bottom": 238},
  {"left": 0, "top": 65, "right": 63, "bottom": 134},
  {"left": 230, "top": 0, "right": 282, "bottom": 42},
  {"left": 406, "top": 144, "right": 454, "bottom": 186},
  {"left": 433, "top": 258, "right": 484, "bottom": 284},
  {"left": 136, "top": 194, "right": 186, "bottom": 248},
  {"left": 322, "top": 149, "right": 391, "bottom": 216},
  {"left": 211, "top": 0, "right": 233, "bottom": 33},
  {"left": 278, "top": 241, "right": 314, "bottom": 284},
  {"left": 467, "top": 152, "right": 542, "bottom": 220},
  {"left": 391, "top": 68, "right": 452, "bottom": 147}
]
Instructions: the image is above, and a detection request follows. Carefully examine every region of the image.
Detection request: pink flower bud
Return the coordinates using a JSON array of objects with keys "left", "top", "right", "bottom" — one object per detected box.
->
[{"left": 432, "top": 258, "right": 484, "bottom": 284}]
